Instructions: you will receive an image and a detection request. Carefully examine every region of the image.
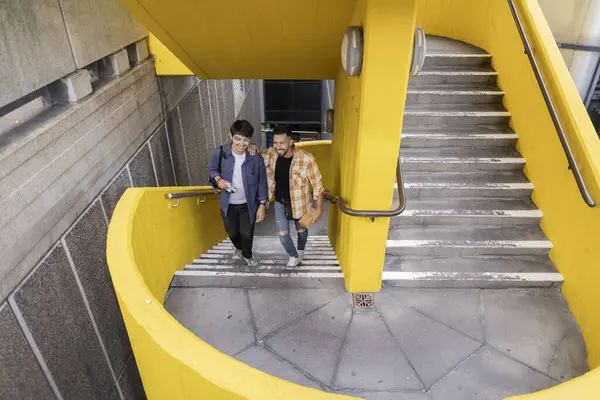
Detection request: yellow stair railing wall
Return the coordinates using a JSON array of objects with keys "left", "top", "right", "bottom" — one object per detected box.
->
[
  {"left": 417, "top": 0, "right": 600, "bottom": 398},
  {"left": 106, "top": 186, "right": 354, "bottom": 399}
]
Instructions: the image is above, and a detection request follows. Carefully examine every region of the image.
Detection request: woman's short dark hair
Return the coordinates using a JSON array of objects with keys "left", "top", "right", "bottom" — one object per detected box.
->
[{"left": 230, "top": 120, "right": 254, "bottom": 138}]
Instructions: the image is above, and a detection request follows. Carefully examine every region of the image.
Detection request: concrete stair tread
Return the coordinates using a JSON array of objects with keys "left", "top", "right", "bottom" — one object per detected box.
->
[
  {"left": 402, "top": 171, "right": 529, "bottom": 184},
  {"left": 407, "top": 84, "right": 502, "bottom": 93},
  {"left": 394, "top": 198, "right": 538, "bottom": 211},
  {"left": 401, "top": 146, "right": 522, "bottom": 159},
  {"left": 387, "top": 224, "right": 548, "bottom": 242},
  {"left": 419, "top": 65, "right": 497, "bottom": 74},
  {"left": 381, "top": 271, "right": 562, "bottom": 288},
  {"left": 402, "top": 124, "right": 514, "bottom": 134},
  {"left": 384, "top": 255, "right": 557, "bottom": 273},
  {"left": 404, "top": 103, "right": 509, "bottom": 114}
]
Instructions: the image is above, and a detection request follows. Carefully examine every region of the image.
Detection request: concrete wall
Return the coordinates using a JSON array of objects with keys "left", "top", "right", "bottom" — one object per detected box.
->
[
  {"left": 0, "top": 0, "right": 263, "bottom": 398},
  {"left": 0, "top": 0, "right": 147, "bottom": 109}
]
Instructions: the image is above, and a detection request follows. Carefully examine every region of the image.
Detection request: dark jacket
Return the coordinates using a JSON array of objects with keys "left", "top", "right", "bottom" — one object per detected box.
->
[{"left": 208, "top": 143, "right": 268, "bottom": 224}]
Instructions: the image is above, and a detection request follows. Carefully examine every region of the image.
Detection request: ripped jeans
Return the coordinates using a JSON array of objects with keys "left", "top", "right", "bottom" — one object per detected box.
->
[{"left": 274, "top": 201, "right": 308, "bottom": 258}]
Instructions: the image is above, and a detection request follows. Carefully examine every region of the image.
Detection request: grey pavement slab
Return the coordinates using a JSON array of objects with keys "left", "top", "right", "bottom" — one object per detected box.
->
[
  {"left": 380, "top": 288, "right": 484, "bottom": 341},
  {"left": 164, "top": 288, "right": 255, "bottom": 355},
  {"left": 335, "top": 313, "right": 422, "bottom": 391},
  {"left": 377, "top": 293, "right": 481, "bottom": 388},
  {"left": 236, "top": 345, "right": 323, "bottom": 390},
  {"left": 482, "top": 288, "right": 587, "bottom": 378},
  {"left": 265, "top": 295, "right": 353, "bottom": 385},
  {"left": 248, "top": 288, "right": 345, "bottom": 338},
  {"left": 429, "top": 347, "right": 556, "bottom": 400},
  {"left": 336, "top": 391, "right": 431, "bottom": 400},
  {"left": 548, "top": 326, "right": 588, "bottom": 381}
]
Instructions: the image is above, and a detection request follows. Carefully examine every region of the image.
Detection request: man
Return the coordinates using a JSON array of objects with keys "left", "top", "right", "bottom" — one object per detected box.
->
[
  {"left": 262, "top": 125, "right": 324, "bottom": 267},
  {"left": 208, "top": 120, "right": 268, "bottom": 267}
]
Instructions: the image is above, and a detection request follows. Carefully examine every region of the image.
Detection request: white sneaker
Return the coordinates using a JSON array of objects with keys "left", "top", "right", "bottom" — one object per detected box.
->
[
  {"left": 286, "top": 257, "right": 299, "bottom": 267},
  {"left": 297, "top": 250, "right": 305, "bottom": 265},
  {"left": 232, "top": 248, "right": 242, "bottom": 260},
  {"left": 244, "top": 256, "right": 259, "bottom": 267}
]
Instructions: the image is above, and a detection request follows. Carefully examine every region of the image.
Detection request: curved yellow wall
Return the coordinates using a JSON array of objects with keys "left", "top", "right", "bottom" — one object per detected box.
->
[
  {"left": 106, "top": 186, "right": 353, "bottom": 399},
  {"left": 295, "top": 140, "right": 333, "bottom": 191},
  {"left": 417, "top": 0, "right": 600, "bottom": 397}
]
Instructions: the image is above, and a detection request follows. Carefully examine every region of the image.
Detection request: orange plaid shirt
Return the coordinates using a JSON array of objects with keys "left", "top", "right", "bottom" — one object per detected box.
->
[{"left": 263, "top": 147, "right": 324, "bottom": 219}]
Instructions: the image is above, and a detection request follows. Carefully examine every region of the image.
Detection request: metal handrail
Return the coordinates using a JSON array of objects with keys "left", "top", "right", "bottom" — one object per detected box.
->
[
  {"left": 507, "top": 0, "right": 595, "bottom": 207},
  {"left": 166, "top": 190, "right": 218, "bottom": 207},
  {"left": 325, "top": 156, "right": 406, "bottom": 221}
]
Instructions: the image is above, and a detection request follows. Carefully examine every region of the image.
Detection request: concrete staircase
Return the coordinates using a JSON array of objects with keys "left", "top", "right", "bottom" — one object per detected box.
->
[
  {"left": 382, "top": 35, "right": 563, "bottom": 288},
  {"left": 171, "top": 236, "right": 344, "bottom": 289}
]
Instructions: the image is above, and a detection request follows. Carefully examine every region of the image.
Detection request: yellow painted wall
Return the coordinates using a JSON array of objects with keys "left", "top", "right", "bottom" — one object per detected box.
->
[
  {"left": 106, "top": 186, "right": 354, "bottom": 399},
  {"left": 148, "top": 34, "right": 193, "bottom": 76},
  {"left": 295, "top": 140, "right": 333, "bottom": 192},
  {"left": 119, "top": 0, "right": 356, "bottom": 79},
  {"left": 417, "top": 0, "right": 600, "bottom": 397},
  {"left": 329, "top": 0, "right": 417, "bottom": 292}
]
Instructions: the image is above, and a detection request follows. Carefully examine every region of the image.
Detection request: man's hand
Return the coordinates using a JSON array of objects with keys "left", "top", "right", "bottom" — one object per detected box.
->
[
  {"left": 248, "top": 144, "right": 261, "bottom": 156},
  {"left": 216, "top": 178, "right": 229, "bottom": 190},
  {"left": 256, "top": 205, "right": 266, "bottom": 223}
]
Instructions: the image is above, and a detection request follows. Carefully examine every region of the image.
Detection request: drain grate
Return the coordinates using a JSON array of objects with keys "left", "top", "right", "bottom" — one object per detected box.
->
[{"left": 352, "top": 293, "right": 375, "bottom": 309}]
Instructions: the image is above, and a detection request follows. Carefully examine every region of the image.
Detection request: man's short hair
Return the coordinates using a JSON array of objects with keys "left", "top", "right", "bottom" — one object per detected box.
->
[
  {"left": 230, "top": 120, "right": 254, "bottom": 138},
  {"left": 272, "top": 125, "right": 293, "bottom": 138}
]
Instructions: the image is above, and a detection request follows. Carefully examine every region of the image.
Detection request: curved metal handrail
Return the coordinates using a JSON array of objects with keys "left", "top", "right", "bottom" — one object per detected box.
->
[
  {"left": 326, "top": 156, "right": 406, "bottom": 221},
  {"left": 507, "top": 0, "right": 595, "bottom": 207}
]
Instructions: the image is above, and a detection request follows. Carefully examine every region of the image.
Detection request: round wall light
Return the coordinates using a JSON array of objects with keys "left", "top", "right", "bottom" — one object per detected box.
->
[
  {"left": 341, "top": 26, "right": 364, "bottom": 76},
  {"left": 410, "top": 26, "right": 427, "bottom": 76}
]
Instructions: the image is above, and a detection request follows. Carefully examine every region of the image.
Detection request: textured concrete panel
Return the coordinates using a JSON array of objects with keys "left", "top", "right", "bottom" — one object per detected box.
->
[
  {"left": 199, "top": 80, "right": 217, "bottom": 152},
  {"left": 430, "top": 348, "right": 555, "bottom": 400},
  {"left": 60, "top": 0, "right": 147, "bottom": 68},
  {"left": 378, "top": 293, "right": 481, "bottom": 388},
  {"left": 236, "top": 346, "right": 322, "bottom": 390},
  {"left": 335, "top": 314, "right": 422, "bottom": 391},
  {"left": 0, "top": 0, "right": 76, "bottom": 108},
  {"left": 101, "top": 168, "right": 132, "bottom": 221},
  {"left": 119, "top": 354, "right": 146, "bottom": 400},
  {"left": 381, "top": 288, "right": 484, "bottom": 341},
  {"left": 0, "top": 88, "right": 161, "bottom": 303},
  {"left": 164, "top": 288, "right": 255, "bottom": 355},
  {"left": 207, "top": 81, "right": 223, "bottom": 148},
  {"left": 159, "top": 76, "right": 198, "bottom": 115},
  {"left": 266, "top": 295, "right": 352, "bottom": 384},
  {"left": 179, "top": 85, "right": 209, "bottom": 185},
  {"left": 165, "top": 107, "right": 189, "bottom": 186},
  {"left": 129, "top": 143, "right": 157, "bottom": 187},
  {"left": 64, "top": 201, "right": 131, "bottom": 374},
  {"left": 0, "top": 303, "right": 56, "bottom": 400},
  {"left": 13, "top": 244, "right": 117, "bottom": 399},
  {"left": 215, "top": 81, "right": 229, "bottom": 144},
  {"left": 248, "top": 288, "right": 344, "bottom": 337},
  {"left": 483, "top": 288, "right": 587, "bottom": 378},
  {"left": 150, "top": 123, "right": 176, "bottom": 186}
]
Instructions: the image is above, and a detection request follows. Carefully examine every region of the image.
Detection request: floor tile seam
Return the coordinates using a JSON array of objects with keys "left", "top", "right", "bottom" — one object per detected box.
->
[
  {"left": 260, "top": 342, "right": 330, "bottom": 390},
  {"left": 378, "top": 309, "right": 428, "bottom": 391},
  {"left": 378, "top": 292, "right": 484, "bottom": 344},
  {"left": 426, "top": 343, "right": 485, "bottom": 392},
  {"left": 244, "top": 288, "right": 260, "bottom": 341},
  {"left": 259, "top": 292, "right": 350, "bottom": 341},
  {"left": 329, "top": 312, "right": 354, "bottom": 387},
  {"left": 546, "top": 330, "right": 567, "bottom": 376},
  {"left": 484, "top": 344, "right": 562, "bottom": 384}
]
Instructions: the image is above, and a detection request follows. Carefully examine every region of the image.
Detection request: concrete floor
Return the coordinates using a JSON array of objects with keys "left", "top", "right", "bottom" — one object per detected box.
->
[{"left": 164, "top": 286, "right": 588, "bottom": 400}]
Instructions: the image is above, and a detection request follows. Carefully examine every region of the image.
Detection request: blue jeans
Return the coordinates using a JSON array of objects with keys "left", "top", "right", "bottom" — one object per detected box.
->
[{"left": 274, "top": 201, "right": 308, "bottom": 257}]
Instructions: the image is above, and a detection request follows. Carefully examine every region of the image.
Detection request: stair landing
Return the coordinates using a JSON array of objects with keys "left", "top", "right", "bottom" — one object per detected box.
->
[{"left": 164, "top": 285, "right": 587, "bottom": 399}]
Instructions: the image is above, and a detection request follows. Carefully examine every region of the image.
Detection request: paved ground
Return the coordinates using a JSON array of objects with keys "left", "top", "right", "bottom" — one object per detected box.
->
[{"left": 164, "top": 286, "right": 588, "bottom": 399}]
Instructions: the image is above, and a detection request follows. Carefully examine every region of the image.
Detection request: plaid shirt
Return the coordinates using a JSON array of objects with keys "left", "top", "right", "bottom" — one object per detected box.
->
[{"left": 263, "top": 147, "right": 324, "bottom": 219}]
